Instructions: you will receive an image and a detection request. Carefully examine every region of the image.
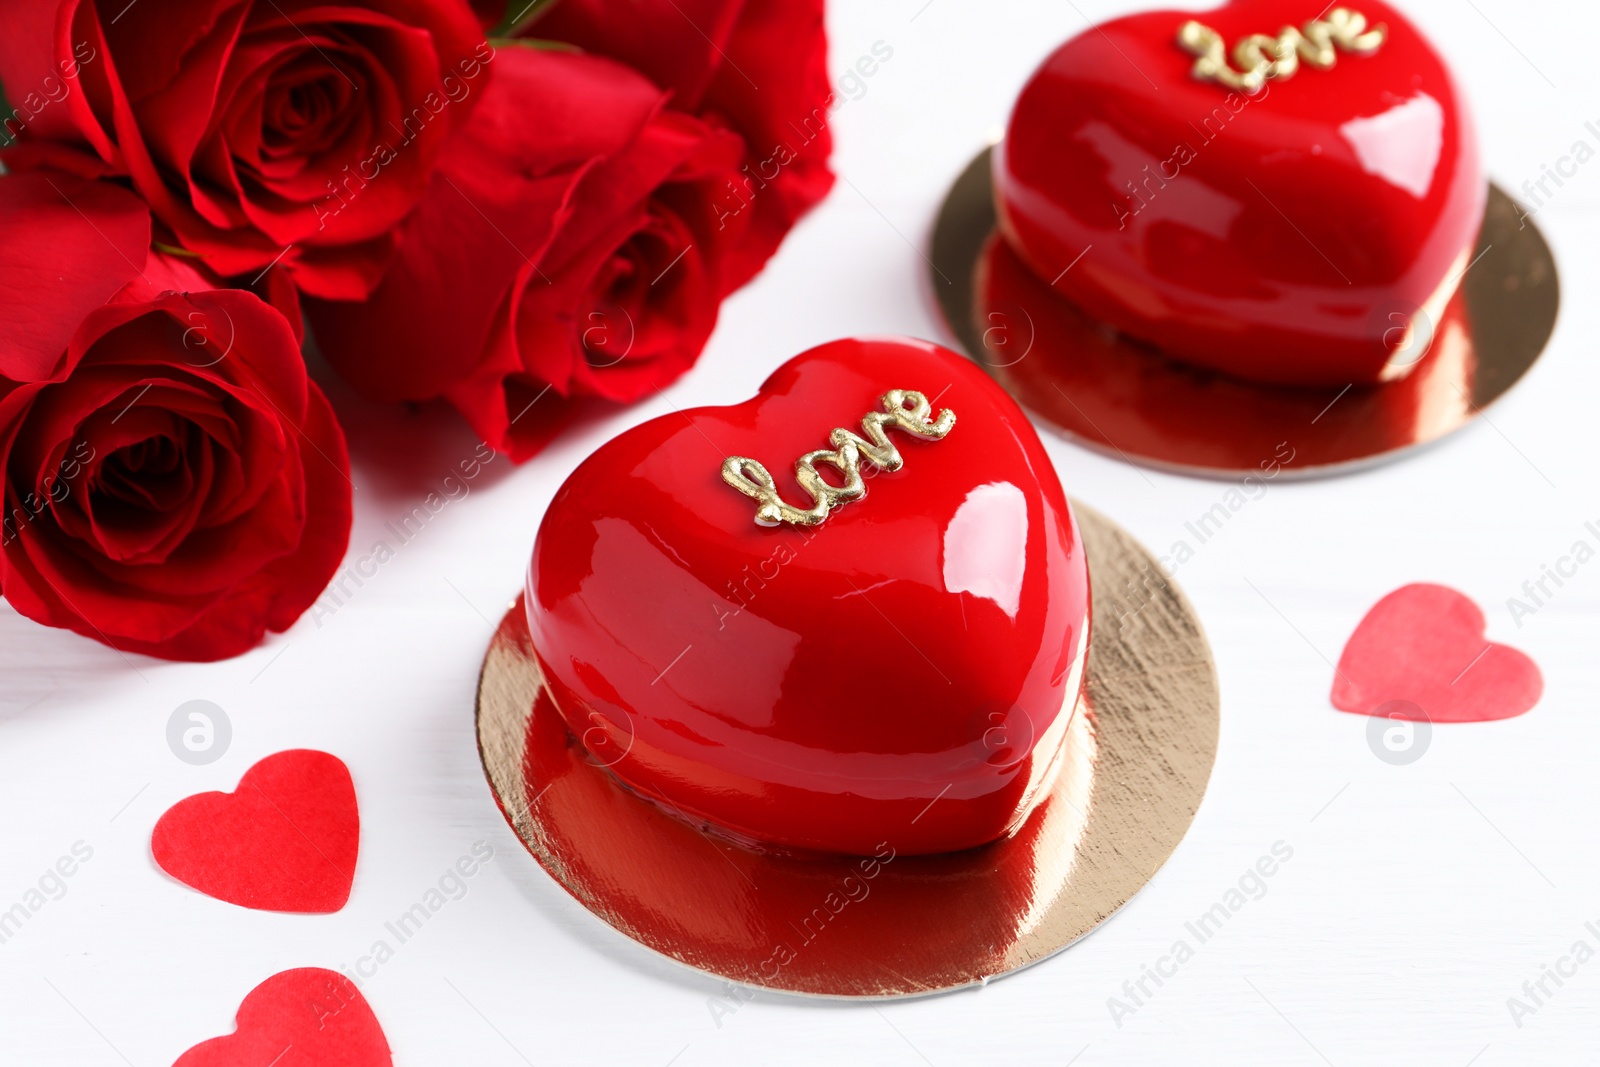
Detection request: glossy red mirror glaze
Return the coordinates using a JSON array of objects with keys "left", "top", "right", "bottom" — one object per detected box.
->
[
  {"left": 526, "top": 337, "right": 1090, "bottom": 856},
  {"left": 995, "top": 0, "right": 1482, "bottom": 387}
]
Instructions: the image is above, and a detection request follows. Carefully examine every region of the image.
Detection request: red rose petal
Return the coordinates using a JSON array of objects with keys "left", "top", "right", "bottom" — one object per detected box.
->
[
  {"left": 0, "top": 172, "right": 149, "bottom": 382},
  {"left": 703, "top": 0, "right": 835, "bottom": 290},
  {"left": 535, "top": 0, "right": 835, "bottom": 290},
  {"left": 536, "top": 0, "right": 741, "bottom": 110},
  {"left": 0, "top": 0, "right": 89, "bottom": 143}
]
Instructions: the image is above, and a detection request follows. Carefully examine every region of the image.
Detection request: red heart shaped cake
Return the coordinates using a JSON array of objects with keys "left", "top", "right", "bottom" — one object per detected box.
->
[
  {"left": 994, "top": 0, "right": 1483, "bottom": 387},
  {"left": 526, "top": 337, "right": 1090, "bottom": 855}
]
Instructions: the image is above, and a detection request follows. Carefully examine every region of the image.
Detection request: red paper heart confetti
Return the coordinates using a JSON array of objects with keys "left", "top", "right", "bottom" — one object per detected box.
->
[
  {"left": 152, "top": 750, "right": 359, "bottom": 913},
  {"left": 1331, "top": 583, "right": 1543, "bottom": 723},
  {"left": 174, "top": 968, "right": 391, "bottom": 1067}
]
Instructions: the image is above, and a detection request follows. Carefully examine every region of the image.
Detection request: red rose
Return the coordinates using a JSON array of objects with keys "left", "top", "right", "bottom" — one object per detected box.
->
[
  {"left": 0, "top": 172, "right": 351, "bottom": 661},
  {"left": 0, "top": 0, "right": 486, "bottom": 299},
  {"left": 530, "top": 0, "right": 835, "bottom": 289},
  {"left": 308, "top": 45, "right": 750, "bottom": 460}
]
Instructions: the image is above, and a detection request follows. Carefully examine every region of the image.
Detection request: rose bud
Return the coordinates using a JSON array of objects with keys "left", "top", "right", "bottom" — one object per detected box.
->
[{"left": 0, "top": 171, "right": 351, "bottom": 661}]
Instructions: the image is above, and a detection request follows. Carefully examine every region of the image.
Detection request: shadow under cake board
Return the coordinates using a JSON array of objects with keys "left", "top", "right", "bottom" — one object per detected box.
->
[
  {"left": 477, "top": 502, "right": 1219, "bottom": 999},
  {"left": 930, "top": 146, "right": 1560, "bottom": 480}
]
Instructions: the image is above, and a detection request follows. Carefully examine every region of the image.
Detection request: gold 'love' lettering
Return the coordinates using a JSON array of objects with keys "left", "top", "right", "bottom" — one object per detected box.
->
[
  {"left": 1177, "top": 8, "right": 1386, "bottom": 95},
  {"left": 721, "top": 390, "right": 956, "bottom": 528}
]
